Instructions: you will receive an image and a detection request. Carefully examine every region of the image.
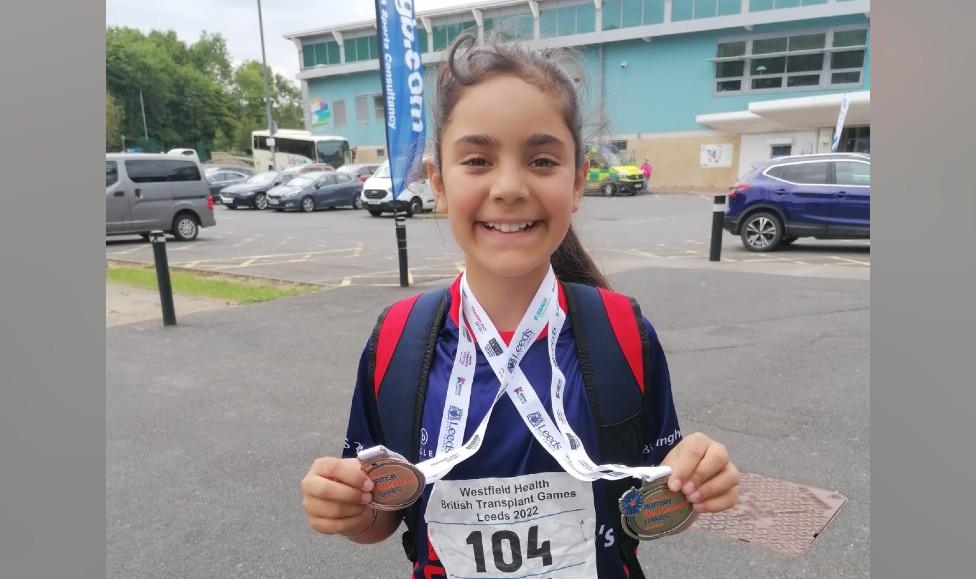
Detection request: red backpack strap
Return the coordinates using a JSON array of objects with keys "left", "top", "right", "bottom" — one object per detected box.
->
[
  {"left": 597, "top": 288, "right": 646, "bottom": 395},
  {"left": 371, "top": 294, "right": 423, "bottom": 398}
]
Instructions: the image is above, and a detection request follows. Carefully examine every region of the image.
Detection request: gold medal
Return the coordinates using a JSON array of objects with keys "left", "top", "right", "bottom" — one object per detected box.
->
[{"left": 618, "top": 478, "right": 695, "bottom": 540}]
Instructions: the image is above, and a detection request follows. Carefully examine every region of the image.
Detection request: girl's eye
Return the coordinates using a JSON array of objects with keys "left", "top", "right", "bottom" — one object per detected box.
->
[
  {"left": 531, "top": 158, "right": 558, "bottom": 168},
  {"left": 461, "top": 157, "right": 489, "bottom": 167}
]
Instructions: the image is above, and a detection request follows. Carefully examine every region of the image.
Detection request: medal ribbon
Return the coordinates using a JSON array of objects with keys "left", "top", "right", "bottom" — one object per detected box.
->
[{"left": 407, "top": 267, "right": 670, "bottom": 484}]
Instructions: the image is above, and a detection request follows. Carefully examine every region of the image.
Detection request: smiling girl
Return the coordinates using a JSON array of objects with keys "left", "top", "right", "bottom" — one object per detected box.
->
[{"left": 301, "top": 34, "right": 739, "bottom": 578}]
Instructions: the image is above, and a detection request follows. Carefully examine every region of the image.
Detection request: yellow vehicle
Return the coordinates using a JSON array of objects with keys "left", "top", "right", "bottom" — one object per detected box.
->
[{"left": 585, "top": 143, "right": 643, "bottom": 196}]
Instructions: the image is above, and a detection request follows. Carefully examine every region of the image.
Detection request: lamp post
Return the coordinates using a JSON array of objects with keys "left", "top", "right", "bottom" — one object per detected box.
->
[{"left": 256, "top": 0, "right": 278, "bottom": 171}]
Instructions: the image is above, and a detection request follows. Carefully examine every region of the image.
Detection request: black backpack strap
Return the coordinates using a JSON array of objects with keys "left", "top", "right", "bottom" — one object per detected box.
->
[
  {"left": 563, "top": 282, "right": 650, "bottom": 579},
  {"left": 368, "top": 287, "right": 449, "bottom": 563}
]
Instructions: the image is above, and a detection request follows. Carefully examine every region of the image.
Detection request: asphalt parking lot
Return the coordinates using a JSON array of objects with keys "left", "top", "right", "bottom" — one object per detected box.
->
[
  {"left": 106, "top": 193, "right": 870, "bottom": 286},
  {"left": 106, "top": 192, "right": 869, "bottom": 578}
]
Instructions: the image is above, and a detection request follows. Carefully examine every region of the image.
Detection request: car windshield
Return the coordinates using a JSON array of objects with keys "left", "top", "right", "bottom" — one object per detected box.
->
[
  {"left": 247, "top": 171, "right": 278, "bottom": 185},
  {"left": 374, "top": 161, "right": 391, "bottom": 178},
  {"left": 289, "top": 175, "right": 320, "bottom": 188}
]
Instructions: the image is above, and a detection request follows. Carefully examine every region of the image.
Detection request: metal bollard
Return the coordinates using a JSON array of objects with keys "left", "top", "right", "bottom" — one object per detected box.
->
[
  {"left": 709, "top": 195, "right": 726, "bottom": 262},
  {"left": 395, "top": 208, "right": 409, "bottom": 287},
  {"left": 149, "top": 231, "right": 177, "bottom": 326}
]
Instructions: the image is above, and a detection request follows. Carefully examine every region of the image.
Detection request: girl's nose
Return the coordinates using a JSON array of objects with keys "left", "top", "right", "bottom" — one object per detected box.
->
[{"left": 488, "top": 165, "right": 529, "bottom": 204}]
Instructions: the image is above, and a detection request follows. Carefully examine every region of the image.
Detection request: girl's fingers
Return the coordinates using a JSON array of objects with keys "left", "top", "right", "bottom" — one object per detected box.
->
[
  {"left": 686, "top": 463, "right": 741, "bottom": 506},
  {"left": 302, "top": 471, "right": 373, "bottom": 505},
  {"left": 691, "top": 484, "right": 739, "bottom": 513},
  {"left": 660, "top": 433, "right": 711, "bottom": 492},
  {"left": 309, "top": 457, "right": 373, "bottom": 491},
  {"left": 308, "top": 509, "right": 373, "bottom": 536},
  {"left": 303, "top": 495, "right": 370, "bottom": 520},
  {"left": 681, "top": 442, "right": 730, "bottom": 497}
]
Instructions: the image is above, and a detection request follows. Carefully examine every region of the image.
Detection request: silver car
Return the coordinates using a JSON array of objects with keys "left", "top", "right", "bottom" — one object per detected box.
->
[{"left": 106, "top": 153, "right": 217, "bottom": 241}]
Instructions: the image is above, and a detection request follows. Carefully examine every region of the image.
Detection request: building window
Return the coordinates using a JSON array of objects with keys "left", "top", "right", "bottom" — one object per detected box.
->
[
  {"left": 484, "top": 12, "right": 533, "bottom": 41},
  {"left": 374, "top": 95, "right": 385, "bottom": 123},
  {"left": 770, "top": 144, "right": 793, "bottom": 158},
  {"left": 675, "top": 0, "right": 741, "bottom": 19},
  {"left": 302, "top": 40, "right": 340, "bottom": 68},
  {"left": 602, "top": 0, "right": 666, "bottom": 30},
  {"left": 333, "top": 100, "right": 346, "bottom": 128},
  {"left": 432, "top": 20, "right": 475, "bottom": 51},
  {"left": 714, "top": 27, "right": 867, "bottom": 94},
  {"left": 356, "top": 95, "right": 369, "bottom": 124},
  {"left": 751, "top": 0, "right": 826, "bottom": 11},
  {"left": 417, "top": 27, "right": 428, "bottom": 52},
  {"left": 343, "top": 35, "right": 378, "bottom": 63},
  {"left": 541, "top": 2, "right": 597, "bottom": 37}
]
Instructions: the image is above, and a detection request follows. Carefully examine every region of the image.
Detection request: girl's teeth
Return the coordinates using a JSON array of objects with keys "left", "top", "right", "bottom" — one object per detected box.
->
[{"left": 487, "top": 222, "right": 531, "bottom": 233}]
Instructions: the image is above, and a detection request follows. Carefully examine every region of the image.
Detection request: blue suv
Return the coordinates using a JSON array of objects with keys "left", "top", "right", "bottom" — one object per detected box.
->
[{"left": 723, "top": 153, "right": 870, "bottom": 251}]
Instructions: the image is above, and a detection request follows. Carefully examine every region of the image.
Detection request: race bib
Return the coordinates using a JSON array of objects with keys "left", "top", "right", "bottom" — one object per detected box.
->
[{"left": 426, "top": 472, "right": 597, "bottom": 578}]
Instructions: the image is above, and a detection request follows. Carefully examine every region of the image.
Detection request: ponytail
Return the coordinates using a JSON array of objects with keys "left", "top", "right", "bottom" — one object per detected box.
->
[{"left": 551, "top": 226, "right": 610, "bottom": 290}]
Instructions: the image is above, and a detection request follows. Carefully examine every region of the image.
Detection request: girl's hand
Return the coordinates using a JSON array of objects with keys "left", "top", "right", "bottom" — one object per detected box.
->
[
  {"left": 660, "top": 432, "right": 740, "bottom": 513},
  {"left": 301, "top": 457, "right": 376, "bottom": 536}
]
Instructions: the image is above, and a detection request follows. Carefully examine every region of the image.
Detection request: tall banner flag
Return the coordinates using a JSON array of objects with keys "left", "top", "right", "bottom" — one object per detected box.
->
[
  {"left": 376, "top": 0, "right": 426, "bottom": 200},
  {"left": 831, "top": 93, "right": 851, "bottom": 152},
  {"left": 375, "top": 0, "right": 426, "bottom": 287}
]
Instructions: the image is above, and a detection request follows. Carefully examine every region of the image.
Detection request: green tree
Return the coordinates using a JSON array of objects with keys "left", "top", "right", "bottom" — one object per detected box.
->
[
  {"left": 105, "top": 27, "right": 305, "bottom": 156},
  {"left": 229, "top": 60, "right": 305, "bottom": 152},
  {"left": 105, "top": 91, "right": 125, "bottom": 151},
  {"left": 106, "top": 26, "right": 235, "bottom": 152}
]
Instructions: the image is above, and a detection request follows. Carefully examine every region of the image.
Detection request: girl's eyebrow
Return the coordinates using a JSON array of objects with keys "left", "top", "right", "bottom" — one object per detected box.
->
[
  {"left": 525, "top": 133, "right": 565, "bottom": 148},
  {"left": 452, "top": 133, "right": 565, "bottom": 148},
  {"left": 453, "top": 134, "right": 499, "bottom": 148}
]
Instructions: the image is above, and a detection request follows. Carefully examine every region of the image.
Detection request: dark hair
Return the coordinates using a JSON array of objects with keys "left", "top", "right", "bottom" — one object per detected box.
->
[{"left": 433, "top": 32, "right": 610, "bottom": 290}]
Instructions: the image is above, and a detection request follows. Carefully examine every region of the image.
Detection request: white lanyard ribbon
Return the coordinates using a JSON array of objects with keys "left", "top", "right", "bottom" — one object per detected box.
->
[{"left": 414, "top": 267, "right": 670, "bottom": 485}]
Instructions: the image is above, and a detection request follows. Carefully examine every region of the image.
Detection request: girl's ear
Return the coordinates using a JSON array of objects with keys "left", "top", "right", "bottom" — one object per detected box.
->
[
  {"left": 429, "top": 160, "right": 447, "bottom": 213},
  {"left": 572, "top": 158, "right": 589, "bottom": 213}
]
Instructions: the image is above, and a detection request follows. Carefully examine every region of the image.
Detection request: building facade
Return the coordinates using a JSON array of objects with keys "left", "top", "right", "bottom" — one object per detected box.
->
[{"left": 284, "top": 0, "right": 870, "bottom": 191}]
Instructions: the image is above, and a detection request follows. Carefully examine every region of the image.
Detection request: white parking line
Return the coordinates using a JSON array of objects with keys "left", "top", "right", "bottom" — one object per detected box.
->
[
  {"left": 828, "top": 255, "right": 870, "bottom": 266},
  {"left": 231, "top": 237, "right": 256, "bottom": 248}
]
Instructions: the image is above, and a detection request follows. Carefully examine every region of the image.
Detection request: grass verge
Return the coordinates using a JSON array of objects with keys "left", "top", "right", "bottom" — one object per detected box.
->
[{"left": 106, "top": 263, "right": 318, "bottom": 304}]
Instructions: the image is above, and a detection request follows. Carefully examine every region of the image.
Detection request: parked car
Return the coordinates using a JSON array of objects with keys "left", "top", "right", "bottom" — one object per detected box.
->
[
  {"left": 166, "top": 148, "right": 201, "bottom": 162},
  {"left": 337, "top": 163, "right": 380, "bottom": 186},
  {"left": 266, "top": 171, "right": 364, "bottom": 212},
  {"left": 205, "top": 166, "right": 253, "bottom": 201},
  {"left": 291, "top": 163, "right": 336, "bottom": 174},
  {"left": 360, "top": 159, "right": 434, "bottom": 217},
  {"left": 219, "top": 170, "right": 296, "bottom": 210},
  {"left": 723, "top": 153, "right": 870, "bottom": 251},
  {"left": 106, "top": 153, "right": 216, "bottom": 241}
]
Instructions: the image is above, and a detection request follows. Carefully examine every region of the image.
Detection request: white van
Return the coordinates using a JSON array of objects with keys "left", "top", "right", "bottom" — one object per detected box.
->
[
  {"left": 106, "top": 153, "right": 216, "bottom": 241},
  {"left": 360, "top": 158, "right": 435, "bottom": 217},
  {"left": 167, "top": 148, "right": 201, "bottom": 162}
]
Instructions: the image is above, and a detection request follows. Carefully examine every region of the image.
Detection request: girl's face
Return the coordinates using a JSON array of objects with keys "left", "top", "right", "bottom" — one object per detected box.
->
[{"left": 430, "top": 74, "right": 587, "bottom": 284}]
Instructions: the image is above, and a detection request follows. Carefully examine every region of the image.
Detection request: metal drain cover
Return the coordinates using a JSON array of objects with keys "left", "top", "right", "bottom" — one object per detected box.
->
[{"left": 692, "top": 472, "right": 848, "bottom": 555}]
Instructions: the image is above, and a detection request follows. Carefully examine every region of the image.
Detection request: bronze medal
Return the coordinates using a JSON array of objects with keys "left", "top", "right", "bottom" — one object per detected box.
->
[
  {"left": 360, "top": 456, "right": 425, "bottom": 511},
  {"left": 618, "top": 478, "right": 695, "bottom": 540}
]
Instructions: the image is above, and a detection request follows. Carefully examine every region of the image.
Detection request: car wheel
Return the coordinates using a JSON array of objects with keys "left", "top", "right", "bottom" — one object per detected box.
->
[
  {"left": 171, "top": 212, "right": 199, "bottom": 242},
  {"left": 253, "top": 193, "right": 268, "bottom": 210},
  {"left": 603, "top": 182, "right": 616, "bottom": 197},
  {"left": 368, "top": 208, "right": 382, "bottom": 217},
  {"left": 226, "top": 204, "right": 237, "bottom": 210},
  {"left": 740, "top": 211, "right": 783, "bottom": 252},
  {"left": 352, "top": 195, "right": 362, "bottom": 210},
  {"left": 301, "top": 196, "right": 315, "bottom": 213},
  {"left": 407, "top": 197, "right": 423, "bottom": 217},
  {"left": 139, "top": 233, "right": 151, "bottom": 242}
]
